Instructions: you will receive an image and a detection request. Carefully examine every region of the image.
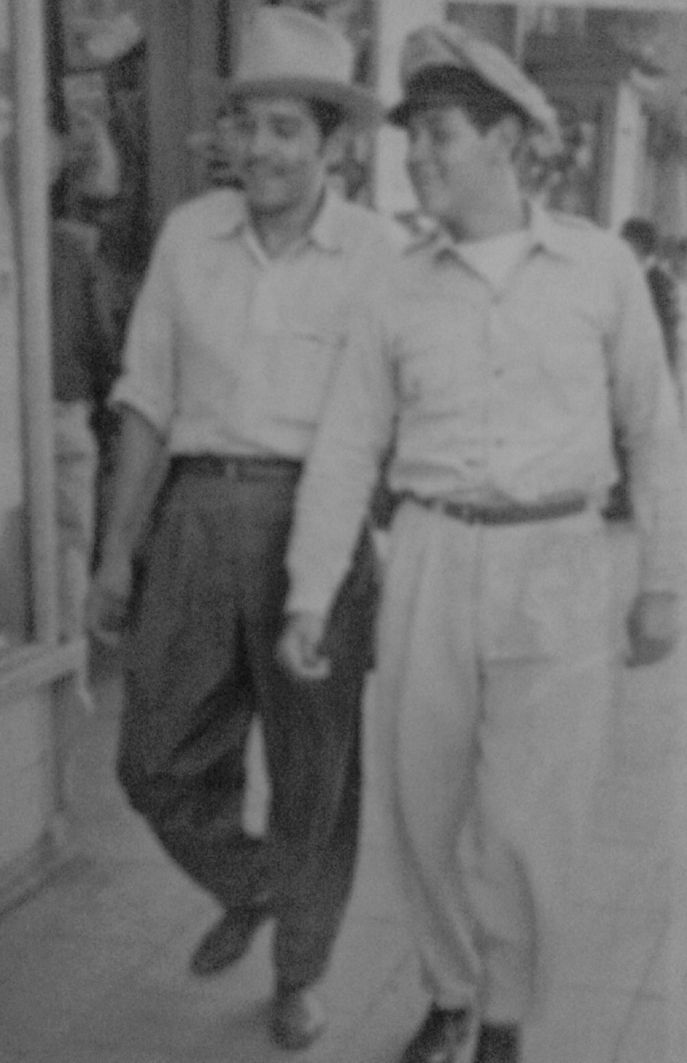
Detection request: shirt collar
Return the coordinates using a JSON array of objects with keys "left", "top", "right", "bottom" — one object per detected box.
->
[
  {"left": 421, "top": 199, "right": 579, "bottom": 264},
  {"left": 210, "top": 191, "right": 250, "bottom": 240},
  {"left": 307, "top": 188, "right": 346, "bottom": 253},
  {"left": 212, "top": 187, "right": 344, "bottom": 254},
  {"left": 526, "top": 201, "right": 581, "bottom": 260}
]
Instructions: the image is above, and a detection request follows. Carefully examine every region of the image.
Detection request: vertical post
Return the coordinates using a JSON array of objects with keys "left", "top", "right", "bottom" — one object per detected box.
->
[
  {"left": 12, "top": 0, "right": 59, "bottom": 646},
  {"left": 44, "top": 0, "right": 67, "bottom": 132},
  {"left": 147, "top": 0, "right": 191, "bottom": 226},
  {"left": 188, "top": 0, "right": 223, "bottom": 193},
  {"left": 217, "top": 0, "right": 230, "bottom": 76}
]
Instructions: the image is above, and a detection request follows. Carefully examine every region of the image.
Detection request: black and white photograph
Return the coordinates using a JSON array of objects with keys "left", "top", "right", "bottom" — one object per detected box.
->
[{"left": 1, "top": 2, "right": 687, "bottom": 1061}]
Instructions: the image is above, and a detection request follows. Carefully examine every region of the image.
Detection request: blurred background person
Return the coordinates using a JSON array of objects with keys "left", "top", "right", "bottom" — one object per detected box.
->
[
  {"left": 620, "top": 216, "right": 682, "bottom": 380},
  {"left": 669, "top": 234, "right": 687, "bottom": 420},
  {"left": 607, "top": 216, "right": 684, "bottom": 521},
  {"left": 48, "top": 114, "right": 116, "bottom": 675}
]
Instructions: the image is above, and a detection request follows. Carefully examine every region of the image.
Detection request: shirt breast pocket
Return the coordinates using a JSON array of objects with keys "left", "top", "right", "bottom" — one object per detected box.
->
[{"left": 272, "top": 326, "right": 342, "bottom": 427}]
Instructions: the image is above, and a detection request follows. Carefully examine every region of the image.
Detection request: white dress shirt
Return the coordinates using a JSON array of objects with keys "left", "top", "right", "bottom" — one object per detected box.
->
[{"left": 111, "top": 187, "right": 403, "bottom": 459}]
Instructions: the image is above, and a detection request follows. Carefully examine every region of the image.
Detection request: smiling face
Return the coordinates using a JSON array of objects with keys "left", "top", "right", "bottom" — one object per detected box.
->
[
  {"left": 406, "top": 100, "right": 525, "bottom": 237},
  {"left": 405, "top": 104, "right": 504, "bottom": 230},
  {"left": 231, "top": 94, "right": 331, "bottom": 219}
]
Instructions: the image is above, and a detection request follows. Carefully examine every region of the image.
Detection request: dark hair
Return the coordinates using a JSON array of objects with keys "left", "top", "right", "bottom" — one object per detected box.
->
[
  {"left": 620, "top": 217, "right": 658, "bottom": 258},
  {"left": 306, "top": 98, "right": 345, "bottom": 139},
  {"left": 398, "top": 67, "right": 527, "bottom": 133}
]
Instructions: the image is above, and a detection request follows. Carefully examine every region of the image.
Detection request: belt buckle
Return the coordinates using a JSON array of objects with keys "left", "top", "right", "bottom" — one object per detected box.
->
[
  {"left": 432, "top": 497, "right": 454, "bottom": 520},
  {"left": 441, "top": 499, "right": 479, "bottom": 524}
]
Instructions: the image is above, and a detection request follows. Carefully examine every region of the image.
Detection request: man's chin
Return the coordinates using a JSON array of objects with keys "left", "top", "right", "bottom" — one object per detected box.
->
[{"left": 243, "top": 181, "right": 289, "bottom": 211}]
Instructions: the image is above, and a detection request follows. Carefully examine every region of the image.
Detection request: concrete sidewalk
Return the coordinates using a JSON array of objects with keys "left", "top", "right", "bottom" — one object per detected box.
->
[{"left": 0, "top": 524, "right": 685, "bottom": 1063}]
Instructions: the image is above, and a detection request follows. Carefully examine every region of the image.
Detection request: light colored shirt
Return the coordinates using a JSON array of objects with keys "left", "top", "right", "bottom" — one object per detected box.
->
[
  {"left": 287, "top": 204, "right": 687, "bottom": 615},
  {"left": 111, "top": 187, "right": 403, "bottom": 459}
]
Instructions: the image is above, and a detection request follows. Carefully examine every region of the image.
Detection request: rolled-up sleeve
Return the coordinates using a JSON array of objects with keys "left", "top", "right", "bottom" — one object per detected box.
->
[
  {"left": 109, "top": 218, "right": 177, "bottom": 436},
  {"left": 286, "top": 284, "right": 397, "bottom": 617},
  {"left": 607, "top": 241, "right": 687, "bottom": 593}
]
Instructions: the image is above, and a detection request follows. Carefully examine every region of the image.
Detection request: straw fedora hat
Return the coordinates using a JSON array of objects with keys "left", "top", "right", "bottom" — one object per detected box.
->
[{"left": 225, "top": 7, "right": 383, "bottom": 131}]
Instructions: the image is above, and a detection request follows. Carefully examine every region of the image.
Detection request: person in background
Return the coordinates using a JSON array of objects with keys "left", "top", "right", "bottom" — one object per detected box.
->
[
  {"left": 49, "top": 119, "right": 116, "bottom": 666},
  {"left": 86, "top": 8, "right": 400, "bottom": 1051},
  {"left": 620, "top": 216, "right": 681, "bottom": 377},
  {"left": 279, "top": 20, "right": 687, "bottom": 1063},
  {"left": 80, "top": 11, "right": 152, "bottom": 283},
  {"left": 609, "top": 216, "right": 683, "bottom": 520},
  {"left": 670, "top": 234, "right": 687, "bottom": 417}
]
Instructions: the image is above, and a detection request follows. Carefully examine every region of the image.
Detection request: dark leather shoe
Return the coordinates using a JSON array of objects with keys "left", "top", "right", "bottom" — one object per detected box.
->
[
  {"left": 473, "top": 1023, "right": 520, "bottom": 1063},
  {"left": 400, "top": 1005, "right": 472, "bottom": 1063},
  {"left": 189, "top": 906, "right": 268, "bottom": 976},
  {"left": 270, "top": 987, "right": 327, "bottom": 1051}
]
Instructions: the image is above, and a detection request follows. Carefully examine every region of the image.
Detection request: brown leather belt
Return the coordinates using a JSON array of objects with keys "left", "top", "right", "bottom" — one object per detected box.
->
[
  {"left": 400, "top": 491, "right": 587, "bottom": 525},
  {"left": 171, "top": 454, "right": 302, "bottom": 481}
]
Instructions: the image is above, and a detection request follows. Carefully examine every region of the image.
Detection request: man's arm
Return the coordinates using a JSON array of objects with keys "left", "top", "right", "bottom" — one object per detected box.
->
[
  {"left": 279, "top": 284, "right": 397, "bottom": 679},
  {"left": 609, "top": 244, "right": 687, "bottom": 665},
  {"left": 86, "top": 406, "right": 167, "bottom": 645},
  {"left": 85, "top": 214, "right": 177, "bottom": 645}
]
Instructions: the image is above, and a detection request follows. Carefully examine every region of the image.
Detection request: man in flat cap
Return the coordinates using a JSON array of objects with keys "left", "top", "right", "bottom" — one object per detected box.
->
[
  {"left": 280, "top": 19, "right": 687, "bottom": 1063},
  {"left": 87, "top": 7, "right": 401, "bottom": 1050}
]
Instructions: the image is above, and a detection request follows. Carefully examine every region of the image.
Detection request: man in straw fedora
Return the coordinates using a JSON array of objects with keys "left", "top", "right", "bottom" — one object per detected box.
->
[
  {"left": 87, "top": 6, "right": 400, "bottom": 1049},
  {"left": 279, "top": 17, "right": 687, "bottom": 1063}
]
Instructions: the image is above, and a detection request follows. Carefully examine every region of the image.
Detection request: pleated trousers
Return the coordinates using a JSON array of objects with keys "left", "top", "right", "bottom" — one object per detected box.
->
[
  {"left": 117, "top": 459, "right": 377, "bottom": 991},
  {"left": 373, "top": 499, "right": 613, "bottom": 1022}
]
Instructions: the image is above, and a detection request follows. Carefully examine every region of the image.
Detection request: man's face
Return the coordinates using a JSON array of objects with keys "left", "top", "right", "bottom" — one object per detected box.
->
[
  {"left": 232, "top": 95, "right": 329, "bottom": 215},
  {"left": 405, "top": 104, "right": 497, "bottom": 227}
]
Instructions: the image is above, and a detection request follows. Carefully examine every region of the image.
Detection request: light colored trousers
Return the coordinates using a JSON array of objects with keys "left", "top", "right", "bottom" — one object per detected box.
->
[
  {"left": 373, "top": 500, "right": 612, "bottom": 1024},
  {"left": 53, "top": 400, "right": 97, "bottom": 641}
]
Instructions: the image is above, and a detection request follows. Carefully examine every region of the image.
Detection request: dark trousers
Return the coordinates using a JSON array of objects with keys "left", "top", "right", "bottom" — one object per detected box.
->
[{"left": 117, "top": 459, "right": 376, "bottom": 990}]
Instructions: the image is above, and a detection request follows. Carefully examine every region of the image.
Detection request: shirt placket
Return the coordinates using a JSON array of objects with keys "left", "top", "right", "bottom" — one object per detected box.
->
[
  {"left": 485, "top": 293, "right": 512, "bottom": 493},
  {"left": 234, "top": 253, "right": 281, "bottom": 447}
]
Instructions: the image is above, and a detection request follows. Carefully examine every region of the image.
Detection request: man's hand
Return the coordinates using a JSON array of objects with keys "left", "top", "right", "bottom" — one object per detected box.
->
[
  {"left": 625, "top": 591, "right": 680, "bottom": 667},
  {"left": 277, "top": 612, "right": 331, "bottom": 681},
  {"left": 86, "top": 555, "right": 134, "bottom": 648}
]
